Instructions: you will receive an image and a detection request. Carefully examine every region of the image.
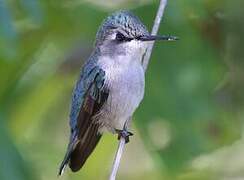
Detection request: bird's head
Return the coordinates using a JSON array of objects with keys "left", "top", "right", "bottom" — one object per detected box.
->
[{"left": 95, "top": 10, "right": 178, "bottom": 57}]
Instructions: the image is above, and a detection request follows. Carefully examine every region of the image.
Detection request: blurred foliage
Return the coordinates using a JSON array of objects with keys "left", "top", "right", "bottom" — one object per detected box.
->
[{"left": 0, "top": 0, "right": 244, "bottom": 180}]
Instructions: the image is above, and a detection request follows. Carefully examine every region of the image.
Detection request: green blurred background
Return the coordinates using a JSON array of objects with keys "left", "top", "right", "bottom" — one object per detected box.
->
[{"left": 1, "top": 0, "right": 244, "bottom": 179}]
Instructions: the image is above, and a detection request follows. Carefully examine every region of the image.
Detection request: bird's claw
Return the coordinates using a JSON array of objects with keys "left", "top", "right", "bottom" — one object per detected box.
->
[{"left": 115, "top": 129, "right": 133, "bottom": 143}]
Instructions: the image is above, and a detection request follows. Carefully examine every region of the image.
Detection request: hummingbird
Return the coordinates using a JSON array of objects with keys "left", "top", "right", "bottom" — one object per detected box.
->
[{"left": 58, "top": 10, "right": 178, "bottom": 175}]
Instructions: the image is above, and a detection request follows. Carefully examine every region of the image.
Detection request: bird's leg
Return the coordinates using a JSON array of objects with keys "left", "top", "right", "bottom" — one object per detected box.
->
[
  {"left": 115, "top": 118, "right": 133, "bottom": 143},
  {"left": 115, "top": 129, "right": 133, "bottom": 143}
]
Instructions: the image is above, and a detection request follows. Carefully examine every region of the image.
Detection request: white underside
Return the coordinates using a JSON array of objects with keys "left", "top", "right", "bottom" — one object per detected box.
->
[{"left": 96, "top": 54, "right": 145, "bottom": 133}]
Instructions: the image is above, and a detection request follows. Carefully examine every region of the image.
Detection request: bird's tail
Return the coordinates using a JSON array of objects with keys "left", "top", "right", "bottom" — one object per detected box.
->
[
  {"left": 58, "top": 123, "right": 102, "bottom": 175},
  {"left": 58, "top": 137, "right": 78, "bottom": 176}
]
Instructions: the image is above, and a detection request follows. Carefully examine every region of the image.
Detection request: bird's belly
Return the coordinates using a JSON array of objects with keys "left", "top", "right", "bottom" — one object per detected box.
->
[{"left": 98, "top": 64, "right": 145, "bottom": 133}]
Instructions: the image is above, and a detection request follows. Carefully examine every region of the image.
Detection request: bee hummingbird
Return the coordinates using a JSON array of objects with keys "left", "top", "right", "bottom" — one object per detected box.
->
[{"left": 59, "top": 10, "right": 177, "bottom": 175}]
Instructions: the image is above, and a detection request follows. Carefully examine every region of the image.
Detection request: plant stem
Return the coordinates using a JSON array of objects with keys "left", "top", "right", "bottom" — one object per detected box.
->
[{"left": 143, "top": 0, "right": 168, "bottom": 71}]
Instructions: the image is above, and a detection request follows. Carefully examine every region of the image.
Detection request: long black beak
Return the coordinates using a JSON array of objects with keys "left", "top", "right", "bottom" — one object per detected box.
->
[{"left": 138, "top": 35, "right": 179, "bottom": 41}]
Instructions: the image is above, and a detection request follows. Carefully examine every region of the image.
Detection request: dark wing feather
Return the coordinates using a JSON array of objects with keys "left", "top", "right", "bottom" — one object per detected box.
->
[
  {"left": 69, "top": 122, "right": 101, "bottom": 171},
  {"left": 59, "top": 66, "right": 108, "bottom": 175}
]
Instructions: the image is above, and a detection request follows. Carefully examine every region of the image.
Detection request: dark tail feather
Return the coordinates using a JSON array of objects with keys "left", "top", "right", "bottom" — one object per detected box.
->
[
  {"left": 58, "top": 152, "right": 70, "bottom": 176},
  {"left": 69, "top": 123, "right": 102, "bottom": 172},
  {"left": 58, "top": 137, "right": 78, "bottom": 176}
]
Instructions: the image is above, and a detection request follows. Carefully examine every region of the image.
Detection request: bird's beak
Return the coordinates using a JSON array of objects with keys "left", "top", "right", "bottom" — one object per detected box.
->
[{"left": 138, "top": 35, "right": 179, "bottom": 41}]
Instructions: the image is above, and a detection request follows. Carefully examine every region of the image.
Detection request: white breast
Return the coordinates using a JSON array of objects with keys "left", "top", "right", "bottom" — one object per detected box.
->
[{"left": 97, "top": 55, "right": 145, "bottom": 133}]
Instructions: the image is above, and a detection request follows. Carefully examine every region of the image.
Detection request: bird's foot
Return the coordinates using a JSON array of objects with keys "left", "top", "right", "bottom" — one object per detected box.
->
[{"left": 115, "top": 129, "right": 133, "bottom": 143}]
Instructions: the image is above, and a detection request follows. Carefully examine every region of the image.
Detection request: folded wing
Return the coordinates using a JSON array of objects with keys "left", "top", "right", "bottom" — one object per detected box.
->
[{"left": 59, "top": 66, "right": 108, "bottom": 175}]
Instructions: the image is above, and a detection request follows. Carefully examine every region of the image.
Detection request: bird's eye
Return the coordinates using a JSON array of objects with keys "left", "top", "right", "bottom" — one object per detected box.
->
[
  {"left": 115, "top": 32, "right": 126, "bottom": 41},
  {"left": 136, "top": 36, "right": 142, "bottom": 40}
]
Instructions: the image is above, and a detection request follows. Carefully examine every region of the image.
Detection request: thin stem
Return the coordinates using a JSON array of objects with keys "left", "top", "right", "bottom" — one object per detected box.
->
[
  {"left": 109, "top": 118, "right": 131, "bottom": 180},
  {"left": 109, "top": 138, "right": 126, "bottom": 180},
  {"left": 143, "top": 0, "right": 168, "bottom": 71},
  {"left": 109, "top": 1, "right": 168, "bottom": 179}
]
